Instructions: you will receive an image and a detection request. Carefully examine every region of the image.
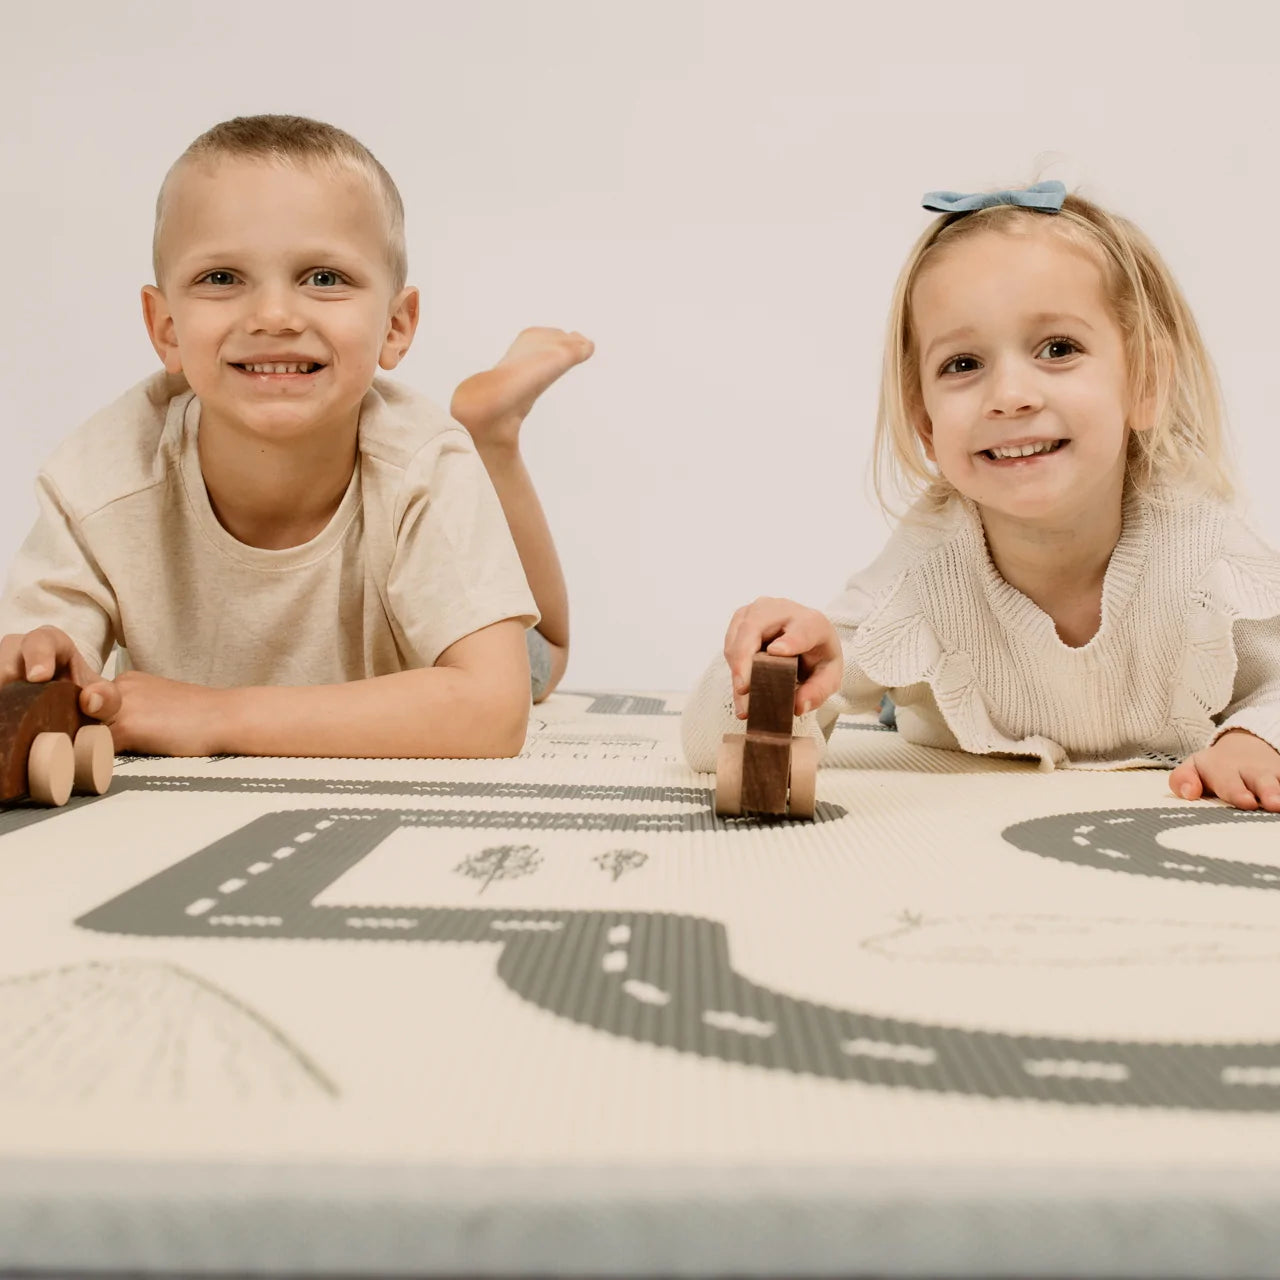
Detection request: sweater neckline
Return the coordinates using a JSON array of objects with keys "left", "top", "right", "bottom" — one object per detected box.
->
[{"left": 965, "top": 486, "right": 1149, "bottom": 655}]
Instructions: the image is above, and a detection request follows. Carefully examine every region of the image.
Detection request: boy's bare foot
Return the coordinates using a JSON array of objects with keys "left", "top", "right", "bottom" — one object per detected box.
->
[{"left": 450, "top": 327, "right": 594, "bottom": 451}]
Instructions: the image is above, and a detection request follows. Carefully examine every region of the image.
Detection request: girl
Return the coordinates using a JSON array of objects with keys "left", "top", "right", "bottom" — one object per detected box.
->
[{"left": 681, "top": 182, "right": 1280, "bottom": 811}]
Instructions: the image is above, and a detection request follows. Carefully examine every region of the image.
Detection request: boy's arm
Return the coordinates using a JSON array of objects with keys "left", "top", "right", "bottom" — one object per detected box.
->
[
  {"left": 0, "top": 473, "right": 118, "bottom": 676},
  {"left": 110, "top": 618, "right": 531, "bottom": 758}
]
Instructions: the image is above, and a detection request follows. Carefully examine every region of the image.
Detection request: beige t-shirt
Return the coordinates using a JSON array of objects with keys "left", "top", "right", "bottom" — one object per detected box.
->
[{"left": 0, "top": 372, "right": 539, "bottom": 686}]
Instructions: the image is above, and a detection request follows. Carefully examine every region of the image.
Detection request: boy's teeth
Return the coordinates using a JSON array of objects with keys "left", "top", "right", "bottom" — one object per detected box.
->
[
  {"left": 243, "top": 362, "right": 316, "bottom": 374},
  {"left": 989, "top": 440, "right": 1059, "bottom": 459}
]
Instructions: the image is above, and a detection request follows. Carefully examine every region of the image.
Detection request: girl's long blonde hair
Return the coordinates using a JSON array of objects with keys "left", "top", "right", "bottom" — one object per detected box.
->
[{"left": 872, "top": 192, "right": 1233, "bottom": 515}]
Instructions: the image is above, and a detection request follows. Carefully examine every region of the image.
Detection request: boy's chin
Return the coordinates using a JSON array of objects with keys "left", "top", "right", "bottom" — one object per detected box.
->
[{"left": 202, "top": 396, "right": 348, "bottom": 439}]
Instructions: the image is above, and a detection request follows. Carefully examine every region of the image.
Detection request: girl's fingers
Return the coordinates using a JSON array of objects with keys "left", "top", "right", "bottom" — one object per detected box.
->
[
  {"left": 1242, "top": 768, "right": 1280, "bottom": 812},
  {"left": 1205, "top": 765, "right": 1258, "bottom": 810},
  {"left": 1169, "top": 759, "right": 1202, "bottom": 800},
  {"left": 795, "top": 665, "right": 840, "bottom": 716}
]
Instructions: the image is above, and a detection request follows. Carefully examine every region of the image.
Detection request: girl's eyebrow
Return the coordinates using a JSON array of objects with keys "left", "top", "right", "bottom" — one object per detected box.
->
[{"left": 922, "top": 312, "right": 1097, "bottom": 364}]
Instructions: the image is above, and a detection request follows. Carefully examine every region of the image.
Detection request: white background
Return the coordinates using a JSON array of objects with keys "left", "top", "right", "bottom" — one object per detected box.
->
[{"left": 2, "top": 0, "right": 1277, "bottom": 692}]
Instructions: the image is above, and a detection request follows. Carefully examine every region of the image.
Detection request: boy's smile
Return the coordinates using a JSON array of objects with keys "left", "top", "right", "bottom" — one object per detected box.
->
[
  {"left": 142, "top": 157, "right": 416, "bottom": 450},
  {"left": 910, "top": 227, "right": 1138, "bottom": 531}
]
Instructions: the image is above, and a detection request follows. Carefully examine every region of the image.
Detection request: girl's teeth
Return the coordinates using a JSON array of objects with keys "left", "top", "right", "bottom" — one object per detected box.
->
[{"left": 990, "top": 441, "right": 1059, "bottom": 459}]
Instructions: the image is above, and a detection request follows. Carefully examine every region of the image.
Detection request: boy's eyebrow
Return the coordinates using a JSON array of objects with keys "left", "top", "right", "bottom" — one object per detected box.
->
[
  {"left": 921, "top": 312, "right": 1098, "bottom": 364},
  {"left": 177, "top": 245, "right": 371, "bottom": 268}
]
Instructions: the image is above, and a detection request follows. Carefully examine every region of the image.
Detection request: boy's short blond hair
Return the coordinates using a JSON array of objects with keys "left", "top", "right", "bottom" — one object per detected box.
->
[
  {"left": 873, "top": 191, "right": 1233, "bottom": 515},
  {"left": 152, "top": 114, "right": 407, "bottom": 291}
]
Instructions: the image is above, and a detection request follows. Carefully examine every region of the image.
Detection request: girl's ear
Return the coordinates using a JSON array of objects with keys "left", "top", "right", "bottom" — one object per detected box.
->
[
  {"left": 908, "top": 395, "right": 936, "bottom": 461},
  {"left": 1129, "top": 338, "right": 1170, "bottom": 434}
]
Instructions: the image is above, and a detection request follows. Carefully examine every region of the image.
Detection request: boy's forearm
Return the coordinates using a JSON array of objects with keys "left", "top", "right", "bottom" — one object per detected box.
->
[
  {"left": 215, "top": 667, "right": 529, "bottom": 758},
  {"left": 475, "top": 443, "right": 569, "bottom": 650}
]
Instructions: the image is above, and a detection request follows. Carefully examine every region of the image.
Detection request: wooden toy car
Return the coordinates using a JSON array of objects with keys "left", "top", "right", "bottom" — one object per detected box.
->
[
  {"left": 715, "top": 652, "right": 818, "bottom": 820},
  {"left": 0, "top": 680, "right": 114, "bottom": 807}
]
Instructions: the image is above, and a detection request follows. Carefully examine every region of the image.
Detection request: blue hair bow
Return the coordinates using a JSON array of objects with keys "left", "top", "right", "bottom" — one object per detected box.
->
[{"left": 921, "top": 180, "right": 1066, "bottom": 215}]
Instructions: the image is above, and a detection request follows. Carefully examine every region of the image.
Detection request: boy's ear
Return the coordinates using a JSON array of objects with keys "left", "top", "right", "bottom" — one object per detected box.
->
[
  {"left": 378, "top": 286, "right": 420, "bottom": 371},
  {"left": 141, "top": 286, "right": 184, "bottom": 374}
]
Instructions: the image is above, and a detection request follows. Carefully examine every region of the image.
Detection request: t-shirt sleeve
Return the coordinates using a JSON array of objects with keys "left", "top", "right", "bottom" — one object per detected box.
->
[
  {"left": 0, "top": 471, "right": 117, "bottom": 673},
  {"left": 385, "top": 433, "right": 539, "bottom": 669},
  {"left": 1212, "top": 616, "right": 1280, "bottom": 754}
]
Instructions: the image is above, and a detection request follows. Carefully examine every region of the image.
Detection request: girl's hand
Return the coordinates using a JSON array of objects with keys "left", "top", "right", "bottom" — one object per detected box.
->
[
  {"left": 723, "top": 597, "right": 842, "bottom": 719},
  {"left": 1169, "top": 728, "right": 1280, "bottom": 811}
]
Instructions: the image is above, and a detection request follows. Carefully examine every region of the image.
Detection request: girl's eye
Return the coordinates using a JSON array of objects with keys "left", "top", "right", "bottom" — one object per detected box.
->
[
  {"left": 199, "top": 270, "right": 237, "bottom": 287},
  {"left": 940, "top": 354, "right": 981, "bottom": 376},
  {"left": 1038, "top": 337, "right": 1080, "bottom": 360},
  {"left": 306, "top": 269, "right": 345, "bottom": 288}
]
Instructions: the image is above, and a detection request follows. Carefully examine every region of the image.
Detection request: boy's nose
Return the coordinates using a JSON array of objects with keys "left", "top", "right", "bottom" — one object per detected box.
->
[{"left": 246, "top": 287, "right": 304, "bottom": 334}]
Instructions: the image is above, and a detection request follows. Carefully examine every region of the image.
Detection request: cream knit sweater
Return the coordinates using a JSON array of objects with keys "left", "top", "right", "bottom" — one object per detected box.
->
[{"left": 681, "top": 487, "right": 1280, "bottom": 773}]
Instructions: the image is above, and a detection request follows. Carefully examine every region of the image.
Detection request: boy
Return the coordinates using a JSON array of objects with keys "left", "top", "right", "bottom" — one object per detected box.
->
[{"left": 0, "top": 115, "right": 589, "bottom": 758}]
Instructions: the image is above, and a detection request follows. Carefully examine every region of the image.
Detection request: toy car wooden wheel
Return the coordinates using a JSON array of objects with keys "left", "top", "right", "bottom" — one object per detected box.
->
[
  {"left": 787, "top": 735, "right": 819, "bottom": 819},
  {"left": 73, "top": 724, "right": 114, "bottom": 795},
  {"left": 714, "top": 733, "right": 745, "bottom": 816},
  {"left": 27, "top": 732, "right": 75, "bottom": 807}
]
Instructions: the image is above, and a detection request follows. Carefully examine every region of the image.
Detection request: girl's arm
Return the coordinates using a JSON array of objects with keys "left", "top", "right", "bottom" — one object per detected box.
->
[{"left": 1170, "top": 617, "right": 1280, "bottom": 810}]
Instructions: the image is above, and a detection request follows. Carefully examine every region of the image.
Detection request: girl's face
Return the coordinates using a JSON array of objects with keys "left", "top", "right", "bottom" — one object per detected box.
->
[{"left": 910, "top": 227, "right": 1138, "bottom": 529}]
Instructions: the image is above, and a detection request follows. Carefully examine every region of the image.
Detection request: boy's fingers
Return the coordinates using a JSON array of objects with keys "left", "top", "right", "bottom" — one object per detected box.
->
[
  {"left": 78, "top": 680, "right": 121, "bottom": 723},
  {"left": 0, "top": 634, "right": 23, "bottom": 684},
  {"left": 18, "top": 627, "right": 70, "bottom": 682}
]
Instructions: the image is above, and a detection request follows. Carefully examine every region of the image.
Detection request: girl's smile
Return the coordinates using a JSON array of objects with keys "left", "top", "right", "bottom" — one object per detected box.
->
[{"left": 910, "top": 226, "right": 1138, "bottom": 531}]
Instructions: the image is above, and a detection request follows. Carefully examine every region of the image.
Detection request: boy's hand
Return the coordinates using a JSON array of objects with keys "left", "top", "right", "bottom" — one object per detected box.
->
[
  {"left": 1169, "top": 728, "right": 1280, "bottom": 811},
  {"left": 105, "top": 670, "right": 226, "bottom": 757},
  {"left": 723, "top": 597, "right": 842, "bottom": 720},
  {"left": 0, "top": 626, "right": 120, "bottom": 721}
]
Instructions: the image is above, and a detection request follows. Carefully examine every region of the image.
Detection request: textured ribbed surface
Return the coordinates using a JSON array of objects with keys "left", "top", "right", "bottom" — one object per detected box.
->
[{"left": 0, "top": 689, "right": 1278, "bottom": 1275}]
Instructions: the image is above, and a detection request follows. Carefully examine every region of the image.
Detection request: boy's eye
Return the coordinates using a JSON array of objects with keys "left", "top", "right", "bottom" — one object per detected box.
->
[
  {"left": 198, "top": 270, "right": 237, "bottom": 287},
  {"left": 306, "top": 269, "right": 345, "bottom": 287},
  {"left": 1038, "top": 337, "right": 1080, "bottom": 360},
  {"left": 940, "top": 354, "right": 980, "bottom": 376}
]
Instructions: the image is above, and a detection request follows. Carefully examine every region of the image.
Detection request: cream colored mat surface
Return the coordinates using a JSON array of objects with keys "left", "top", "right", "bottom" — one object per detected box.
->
[{"left": 0, "top": 689, "right": 1278, "bottom": 1276}]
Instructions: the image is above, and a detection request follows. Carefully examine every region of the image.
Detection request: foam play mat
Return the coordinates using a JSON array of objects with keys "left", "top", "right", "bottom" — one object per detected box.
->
[{"left": 1, "top": 689, "right": 1278, "bottom": 1277}]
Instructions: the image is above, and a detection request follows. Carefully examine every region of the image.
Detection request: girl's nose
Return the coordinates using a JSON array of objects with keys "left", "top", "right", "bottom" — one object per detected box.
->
[{"left": 985, "top": 361, "right": 1043, "bottom": 417}]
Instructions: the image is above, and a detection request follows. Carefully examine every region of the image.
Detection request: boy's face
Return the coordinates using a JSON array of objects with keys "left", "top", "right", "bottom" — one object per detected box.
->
[{"left": 143, "top": 157, "right": 417, "bottom": 444}]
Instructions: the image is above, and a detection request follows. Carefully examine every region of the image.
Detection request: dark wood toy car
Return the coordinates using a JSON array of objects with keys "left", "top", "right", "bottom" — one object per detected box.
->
[
  {"left": 715, "top": 651, "right": 818, "bottom": 820},
  {"left": 0, "top": 680, "right": 114, "bottom": 807}
]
